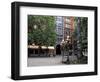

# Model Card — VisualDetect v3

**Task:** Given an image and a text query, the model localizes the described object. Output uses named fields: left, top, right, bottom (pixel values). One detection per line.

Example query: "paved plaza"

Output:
left=27, top=55, right=65, bottom=66
left=27, top=55, right=78, bottom=66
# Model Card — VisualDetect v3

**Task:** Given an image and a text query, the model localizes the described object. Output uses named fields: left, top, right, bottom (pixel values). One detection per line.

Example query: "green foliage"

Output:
left=67, top=56, right=87, bottom=64
left=73, top=17, right=88, bottom=50
left=28, top=15, right=56, bottom=46
left=80, top=17, right=88, bottom=50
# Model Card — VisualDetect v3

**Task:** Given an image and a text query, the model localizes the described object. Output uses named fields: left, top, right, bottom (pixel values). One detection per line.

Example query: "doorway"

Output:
left=56, top=44, right=61, bottom=55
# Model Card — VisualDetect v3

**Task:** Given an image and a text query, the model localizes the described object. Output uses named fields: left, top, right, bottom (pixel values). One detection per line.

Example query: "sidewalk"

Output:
left=27, top=55, right=64, bottom=66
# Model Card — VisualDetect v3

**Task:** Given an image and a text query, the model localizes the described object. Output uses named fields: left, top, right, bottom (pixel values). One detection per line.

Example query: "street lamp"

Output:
left=61, top=39, right=69, bottom=63
left=34, top=25, right=37, bottom=29
left=61, top=39, right=65, bottom=63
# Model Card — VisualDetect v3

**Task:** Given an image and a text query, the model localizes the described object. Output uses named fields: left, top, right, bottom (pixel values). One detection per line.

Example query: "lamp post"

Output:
left=61, top=39, right=65, bottom=63
left=61, top=38, right=70, bottom=64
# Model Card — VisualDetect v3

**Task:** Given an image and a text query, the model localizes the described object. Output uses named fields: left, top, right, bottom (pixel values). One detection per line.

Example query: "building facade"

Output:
left=63, top=16, right=74, bottom=42
left=55, top=16, right=74, bottom=55
left=55, top=16, right=64, bottom=45
left=55, top=16, right=74, bottom=44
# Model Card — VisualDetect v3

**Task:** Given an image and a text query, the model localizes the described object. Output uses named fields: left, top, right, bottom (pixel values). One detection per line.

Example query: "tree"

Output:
left=80, top=17, right=88, bottom=50
left=28, top=15, right=56, bottom=47
left=72, top=17, right=88, bottom=57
